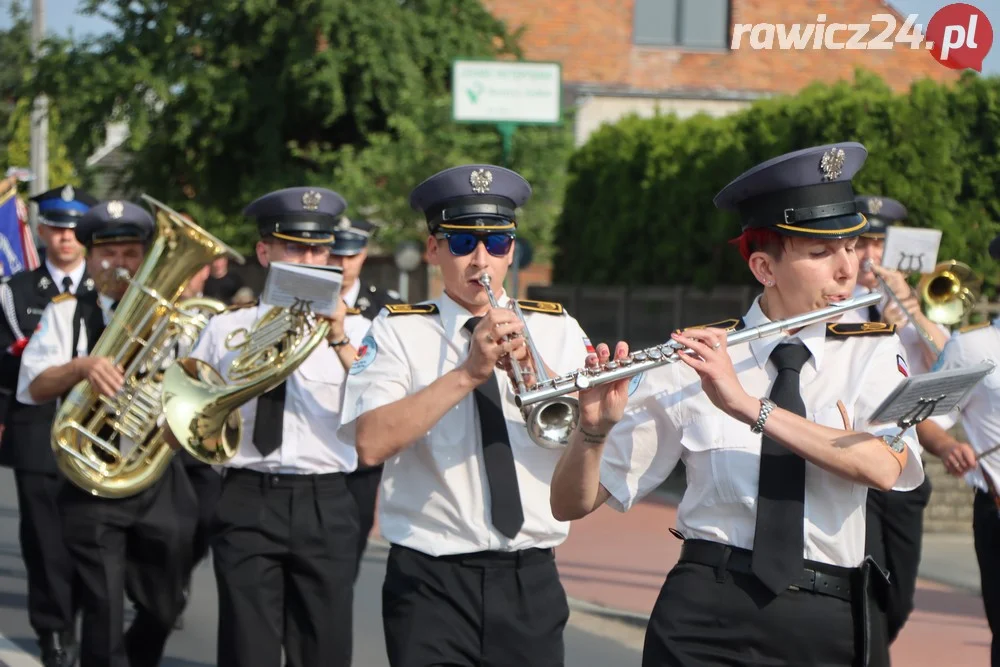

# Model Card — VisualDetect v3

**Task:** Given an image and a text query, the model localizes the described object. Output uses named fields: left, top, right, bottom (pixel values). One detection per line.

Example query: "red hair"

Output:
left=729, top=228, right=785, bottom=262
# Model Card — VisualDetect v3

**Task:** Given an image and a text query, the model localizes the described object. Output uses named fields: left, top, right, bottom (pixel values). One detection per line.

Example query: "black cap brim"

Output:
left=329, top=237, right=368, bottom=256
left=772, top=213, right=870, bottom=239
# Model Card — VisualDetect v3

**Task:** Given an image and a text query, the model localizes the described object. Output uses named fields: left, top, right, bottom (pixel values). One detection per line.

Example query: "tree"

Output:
left=32, top=0, right=574, bottom=255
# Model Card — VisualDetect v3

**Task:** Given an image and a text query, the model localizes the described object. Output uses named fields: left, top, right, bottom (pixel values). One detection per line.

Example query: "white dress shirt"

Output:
left=928, top=320, right=1000, bottom=494
left=17, top=294, right=117, bottom=405
left=342, top=280, right=361, bottom=309
left=187, top=303, right=370, bottom=475
left=45, top=258, right=86, bottom=294
left=599, top=296, right=925, bottom=569
left=337, top=290, right=592, bottom=557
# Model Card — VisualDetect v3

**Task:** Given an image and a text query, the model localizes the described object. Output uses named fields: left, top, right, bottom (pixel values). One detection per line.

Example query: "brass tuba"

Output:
left=159, top=296, right=331, bottom=463
left=51, top=195, right=244, bottom=498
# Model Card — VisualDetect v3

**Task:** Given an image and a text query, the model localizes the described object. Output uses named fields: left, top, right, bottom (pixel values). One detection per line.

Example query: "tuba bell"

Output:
left=51, top=195, right=244, bottom=498
left=918, top=259, right=982, bottom=326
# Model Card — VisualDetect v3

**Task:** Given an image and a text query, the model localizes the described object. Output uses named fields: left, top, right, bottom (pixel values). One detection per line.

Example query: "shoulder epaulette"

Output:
left=51, top=292, right=75, bottom=304
left=517, top=300, right=563, bottom=315
left=826, top=322, right=896, bottom=337
left=959, top=321, right=991, bottom=334
left=345, top=306, right=362, bottom=316
left=679, top=317, right=744, bottom=333
left=385, top=303, right=439, bottom=316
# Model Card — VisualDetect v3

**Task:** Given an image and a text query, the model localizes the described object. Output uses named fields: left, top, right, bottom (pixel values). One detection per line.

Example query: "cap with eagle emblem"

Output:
left=855, top=195, right=908, bottom=239
left=409, top=164, right=531, bottom=234
left=330, top=216, right=378, bottom=256
left=28, top=184, right=99, bottom=228
left=75, top=199, right=155, bottom=247
left=243, top=186, right=347, bottom=244
left=713, top=142, right=870, bottom=239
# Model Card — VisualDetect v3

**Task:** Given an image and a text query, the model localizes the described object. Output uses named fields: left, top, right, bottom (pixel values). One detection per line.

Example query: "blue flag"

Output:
left=0, top=189, right=27, bottom=277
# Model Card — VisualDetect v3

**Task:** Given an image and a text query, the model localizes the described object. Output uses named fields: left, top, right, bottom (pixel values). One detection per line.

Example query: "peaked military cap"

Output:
left=990, top=232, right=1000, bottom=261
left=714, top=142, right=870, bottom=239
left=855, top=195, right=907, bottom=239
left=330, top=216, right=376, bottom=256
left=76, top=200, right=155, bottom=247
left=409, top=164, right=531, bottom=234
left=29, top=184, right=98, bottom=228
left=244, top=186, right=347, bottom=245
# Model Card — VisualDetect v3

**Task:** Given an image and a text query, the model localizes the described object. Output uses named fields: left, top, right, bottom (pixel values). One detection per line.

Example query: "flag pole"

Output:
left=29, top=0, right=48, bottom=236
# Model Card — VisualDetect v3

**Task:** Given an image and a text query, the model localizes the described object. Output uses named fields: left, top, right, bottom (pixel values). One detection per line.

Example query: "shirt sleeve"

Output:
left=599, top=364, right=686, bottom=512
left=16, top=302, right=74, bottom=405
left=336, top=314, right=411, bottom=445
left=554, top=311, right=594, bottom=375
left=187, top=315, right=221, bottom=368
left=853, top=335, right=924, bottom=492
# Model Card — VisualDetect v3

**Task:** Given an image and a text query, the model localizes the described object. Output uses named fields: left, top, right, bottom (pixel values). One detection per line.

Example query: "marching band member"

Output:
left=911, top=231, right=1000, bottom=665
left=184, top=187, right=367, bottom=667
left=338, top=164, right=592, bottom=667
left=550, top=144, right=925, bottom=667
left=326, top=216, right=401, bottom=575
left=0, top=184, right=96, bottom=667
left=16, top=200, right=196, bottom=667
left=844, top=195, right=945, bottom=646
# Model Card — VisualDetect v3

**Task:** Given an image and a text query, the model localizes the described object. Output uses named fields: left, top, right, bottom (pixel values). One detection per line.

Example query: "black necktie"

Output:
left=867, top=304, right=881, bottom=322
left=464, top=317, right=524, bottom=539
left=61, top=276, right=73, bottom=294
left=254, top=381, right=285, bottom=457
left=751, top=343, right=812, bottom=596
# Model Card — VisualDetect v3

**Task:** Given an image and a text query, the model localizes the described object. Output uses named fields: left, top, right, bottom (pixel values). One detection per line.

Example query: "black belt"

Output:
left=392, top=544, right=554, bottom=569
left=678, top=539, right=855, bottom=603
left=224, top=468, right=346, bottom=488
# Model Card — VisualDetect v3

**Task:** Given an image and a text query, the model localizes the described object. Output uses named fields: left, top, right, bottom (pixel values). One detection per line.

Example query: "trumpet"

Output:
left=478, top=273, right=579, bottom=449
left=862, top=258, right=943, bottom=356
left=515, top=291, right=883, bottom=411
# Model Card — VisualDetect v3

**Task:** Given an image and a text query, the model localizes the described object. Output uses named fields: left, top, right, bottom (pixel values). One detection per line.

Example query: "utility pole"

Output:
left=29, top=0, right=48, bottom=234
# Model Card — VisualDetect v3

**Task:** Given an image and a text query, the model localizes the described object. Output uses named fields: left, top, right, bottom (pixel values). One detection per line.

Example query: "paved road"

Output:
left=0, top=468, right=643, bottom=666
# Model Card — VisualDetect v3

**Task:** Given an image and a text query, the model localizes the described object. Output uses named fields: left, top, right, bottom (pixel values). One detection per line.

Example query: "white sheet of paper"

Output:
left=881, top=226, right=942, bottom=274
left=868, top=362, right=995, bottom=425
left=261, top=262, right=343, bottom=316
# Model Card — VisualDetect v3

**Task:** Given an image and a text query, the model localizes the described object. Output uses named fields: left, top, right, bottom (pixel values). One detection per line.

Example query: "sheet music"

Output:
left=261, top=262, right=343, bottom=317
left=868, top=362, right=995, bottom=425
left=881, top=226, right=942, bottom=274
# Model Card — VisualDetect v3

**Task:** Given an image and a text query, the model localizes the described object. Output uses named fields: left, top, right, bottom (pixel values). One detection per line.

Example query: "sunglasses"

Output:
left=439, top=232, right=515, bottom=258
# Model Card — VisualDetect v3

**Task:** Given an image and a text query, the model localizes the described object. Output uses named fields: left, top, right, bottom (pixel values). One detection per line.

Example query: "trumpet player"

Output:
left=841, top=195, right=946, bottom=649
left=337, top=164, right=592, bottom=667
left=0, top=184, right=96, bottom=667
left=183, top=187, right=369, bottom=667
left=16, top=200, right=197, bottom=667
left=550, top=143, right=925, bottom=667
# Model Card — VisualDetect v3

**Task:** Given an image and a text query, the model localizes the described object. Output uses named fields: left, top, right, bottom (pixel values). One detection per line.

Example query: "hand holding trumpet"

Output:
left=461, top=308, right=528, bottom=386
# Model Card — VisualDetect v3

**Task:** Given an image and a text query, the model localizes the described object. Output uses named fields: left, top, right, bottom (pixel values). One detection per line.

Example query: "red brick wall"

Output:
left=483, top=0, right=959, bottom=94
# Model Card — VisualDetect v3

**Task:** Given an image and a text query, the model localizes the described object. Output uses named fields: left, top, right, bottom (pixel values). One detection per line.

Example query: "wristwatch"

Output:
left=751, top=397, right=777, bottom=434
left=329, top=336, right=351, bottom=347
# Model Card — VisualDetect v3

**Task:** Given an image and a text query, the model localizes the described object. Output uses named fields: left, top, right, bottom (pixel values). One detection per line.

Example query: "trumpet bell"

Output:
left=526, top=397, right=580, bottom=450
left=918, top=260, right=982, bottom=325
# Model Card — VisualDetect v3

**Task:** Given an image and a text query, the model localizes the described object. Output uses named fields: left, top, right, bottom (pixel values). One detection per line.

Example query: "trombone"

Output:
left=515, top=292, right=883, bottom=412
left=478, top=273, right=579, bottom=449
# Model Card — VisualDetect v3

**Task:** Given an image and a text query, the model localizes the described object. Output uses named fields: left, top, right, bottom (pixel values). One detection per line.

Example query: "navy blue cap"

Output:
left=330, top=217, right=376, bottom=256
left=409, top=164, right=531, bottom=234
left=76, top=200, right=155, bottom=247
left=989, top=233, right=1000, bottom=261
left=243, top=187, right=346, bottom=245
left=855, top=195, right=907, bottom=239
left=714, top=143, right=870, bottom=239
left=28, top=184, right=99, bottom=228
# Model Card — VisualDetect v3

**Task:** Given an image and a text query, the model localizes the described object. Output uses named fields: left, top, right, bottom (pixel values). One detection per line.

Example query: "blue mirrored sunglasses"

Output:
left=440, top=232, right=515, bottom=257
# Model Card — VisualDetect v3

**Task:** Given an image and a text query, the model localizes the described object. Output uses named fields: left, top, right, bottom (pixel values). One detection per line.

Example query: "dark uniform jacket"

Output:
left=354, top=280, right=403, bottom=321
left=0, top=265, right=95, bottom=473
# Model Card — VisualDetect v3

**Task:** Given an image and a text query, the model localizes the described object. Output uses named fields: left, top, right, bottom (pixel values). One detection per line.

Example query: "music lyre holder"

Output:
left=867, top=362, right=996, bottom=451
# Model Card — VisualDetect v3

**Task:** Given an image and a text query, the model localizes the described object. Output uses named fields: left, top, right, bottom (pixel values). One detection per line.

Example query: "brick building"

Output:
left=482, top=0, right=960, bottom=144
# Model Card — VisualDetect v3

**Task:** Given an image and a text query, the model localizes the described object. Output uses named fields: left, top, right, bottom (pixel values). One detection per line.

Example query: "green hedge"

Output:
left=552, top=70, right=1000, bottom=294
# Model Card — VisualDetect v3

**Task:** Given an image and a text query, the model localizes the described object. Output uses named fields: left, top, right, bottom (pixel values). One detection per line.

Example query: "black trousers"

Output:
left=58, top=459, right=197, bottom=667
left=382, top=544, right=570, bottom=667
left=865, top=475, right=933, bottom=642
left=642, top=544, right=888, bottom=667
left=14, top=471, right=81, bottom=635
left=344, top=463, right=382, bottom=573
left=973, top=490, right=1000, bottom=666
left=211, top=469, right=358, bottom=667
left=182, top=462, right=223, bottom=572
